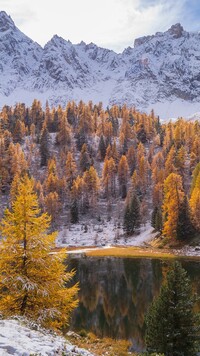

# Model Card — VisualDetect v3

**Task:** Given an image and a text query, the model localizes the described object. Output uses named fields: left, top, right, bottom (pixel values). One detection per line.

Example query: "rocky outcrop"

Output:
left=0, top=10, right=200, bottom=117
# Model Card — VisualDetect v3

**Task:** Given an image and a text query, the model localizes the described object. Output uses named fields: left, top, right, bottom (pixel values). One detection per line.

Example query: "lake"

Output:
left=68, top=256, right=200, bottom=351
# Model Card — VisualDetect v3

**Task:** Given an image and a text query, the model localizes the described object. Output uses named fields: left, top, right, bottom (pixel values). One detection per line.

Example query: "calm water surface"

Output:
left=68, top=256, right=200, bottom=348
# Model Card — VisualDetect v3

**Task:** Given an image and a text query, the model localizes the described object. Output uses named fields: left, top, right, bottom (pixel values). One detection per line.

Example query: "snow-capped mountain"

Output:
left=0, top=10, right=200, bottom=118
left=0, top=11, right=42, bottom=95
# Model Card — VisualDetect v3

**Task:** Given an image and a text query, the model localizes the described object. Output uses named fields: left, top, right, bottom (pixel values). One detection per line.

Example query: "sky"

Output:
left=0, top=0, right=200, bottom=52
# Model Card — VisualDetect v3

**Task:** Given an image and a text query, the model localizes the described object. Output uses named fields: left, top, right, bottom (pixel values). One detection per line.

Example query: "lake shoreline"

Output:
left=64, top=244, right=200, bottom=261
left=56, top=221, right=200, bottom=260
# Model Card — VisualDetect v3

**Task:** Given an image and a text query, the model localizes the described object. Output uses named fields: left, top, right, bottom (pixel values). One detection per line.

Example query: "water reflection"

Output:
left=68, top=257, right=200, bottom=347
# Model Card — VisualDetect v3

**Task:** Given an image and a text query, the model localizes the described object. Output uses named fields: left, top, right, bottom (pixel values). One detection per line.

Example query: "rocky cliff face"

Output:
left=0, top=11, right=42, bottom=95
left=123, top=23, right=200, bottom=104
left=0, top=11, right=200, bottom=118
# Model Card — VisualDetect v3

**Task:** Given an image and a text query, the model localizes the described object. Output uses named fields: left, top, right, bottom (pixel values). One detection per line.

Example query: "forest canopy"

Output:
left=0, top=100, right=200, bottom=243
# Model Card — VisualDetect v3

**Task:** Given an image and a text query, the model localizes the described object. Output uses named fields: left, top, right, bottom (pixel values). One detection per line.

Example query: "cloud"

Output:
left=0, top=0, right=199, bottom=52
left=12, top=10, right=37, bottom=26
left=0, top=0, right=37, bottom=25
left=97, top=0, right=187, bottom=51
left=136, top=0, right=174, bottom=10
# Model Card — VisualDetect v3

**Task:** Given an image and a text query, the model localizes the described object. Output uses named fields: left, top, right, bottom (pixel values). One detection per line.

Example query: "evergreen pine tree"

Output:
left=40, top=122, right=50, bottom=166
left=155, top=208, right=163, bottom=232
left=76, top=128, right=86, bottom=151
left=145, top=261, right=200, bottom=356
left=123, top=203, right=131, bottom=234
left=97, top=135, right=106, bottom=161
left=129, top=193, right=140, bottom=233
left=70, top=199, right=79, bottom=224
left=176, top=196, right=194, bottom=240
left=151, top=207, right=158, bottom=229
left=151, top=207, right=162, bottom=232
left=123, top=194, right=140, bottom=235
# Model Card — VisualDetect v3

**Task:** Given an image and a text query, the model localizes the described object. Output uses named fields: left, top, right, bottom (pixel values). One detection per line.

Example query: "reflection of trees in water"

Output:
left=68, top=257, right=200, bottom=347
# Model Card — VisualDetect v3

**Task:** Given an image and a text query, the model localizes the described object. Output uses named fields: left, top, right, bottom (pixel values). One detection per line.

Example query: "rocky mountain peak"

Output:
left=134, top=35, right=153, bottom=47
left=79, top=40, right=86, bottom=46
left=167, top=23, right=184, bottom=38
left=0, top=13, right=199, bottom=119
left=0, top=11, right=15, bottom=32
left=134, top=23, right=185, bottom=47
left=46, top=35, right=72, bottom=49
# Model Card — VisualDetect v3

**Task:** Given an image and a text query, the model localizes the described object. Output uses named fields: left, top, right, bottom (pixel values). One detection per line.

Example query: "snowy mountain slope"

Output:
left=1, top=11, right=200, bottom=118
left=0, top=11, right=42, bottom=96
left=121, top=24, right=200, bottom=104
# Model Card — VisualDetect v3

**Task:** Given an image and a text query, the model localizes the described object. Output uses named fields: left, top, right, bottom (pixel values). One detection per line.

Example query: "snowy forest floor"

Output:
left=56, top=221, right=200, bottom=259
left=56, top=221, right=157, bottom=248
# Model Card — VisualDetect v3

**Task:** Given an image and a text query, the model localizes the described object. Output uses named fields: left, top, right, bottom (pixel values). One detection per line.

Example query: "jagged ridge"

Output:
left=0, top=11, right=200, bottom=118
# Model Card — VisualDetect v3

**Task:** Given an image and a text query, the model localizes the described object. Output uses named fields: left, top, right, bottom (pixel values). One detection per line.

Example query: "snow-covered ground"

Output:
left=173, top=245, right=200, bottom=257
left=146, top=100, right=200, bottom=122
left=0, top=319, right=94, bottom=356
left=56, top=221, right=200, bottom=258
left=56, top=221, right=157, bottom=248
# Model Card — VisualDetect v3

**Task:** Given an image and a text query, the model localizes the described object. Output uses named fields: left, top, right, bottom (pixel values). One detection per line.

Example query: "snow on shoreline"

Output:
left=0, top=319, right=94, bottom=356
left=56, top=221, right=157, bottom=249
left=56, top=221, right=200, bottom=258
left=173, top=245, right=200, bottom=257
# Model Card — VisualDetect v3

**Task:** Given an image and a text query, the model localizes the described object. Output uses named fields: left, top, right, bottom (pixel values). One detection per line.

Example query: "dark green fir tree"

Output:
left=176, top=196, right=194, bottom=240
left=98, top=135, right=106, bottom=161
left=151, top=206, right=158, bottom=229
left=40, top=122, right=50, bottom=166
left=145, top=261, right=200, bottom=356
left=151, top=206, right=162, bottom=232
left=70, top=199, right=79, bottom=224
left=123, top=194, right=140, bottom=235
left=76, top=128, right=86, bottom=151
left=123, top=203, right=131, bottom=234
left=155, top=208, right=163, bottom=232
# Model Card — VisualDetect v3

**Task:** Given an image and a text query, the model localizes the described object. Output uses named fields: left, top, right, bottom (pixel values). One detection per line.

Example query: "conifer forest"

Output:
left=0, top=100, right=200, bottom=243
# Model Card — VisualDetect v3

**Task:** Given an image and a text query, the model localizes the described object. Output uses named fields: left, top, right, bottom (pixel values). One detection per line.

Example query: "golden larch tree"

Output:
left=118, top=155, right=129, bottom=198
left=0, top=176, right=78, bottom=329
left=164, top=145, right=177, bottom=177
left=190, top=170, right=200, bottom=231
left=162, top=173, right=184, bottom=239
left=102, top=157, right=116, bottom=198
left=65, top=151, right=77, bottom=190
left=83, top=166, right=100, bottom=209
